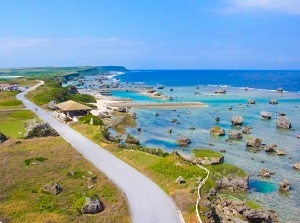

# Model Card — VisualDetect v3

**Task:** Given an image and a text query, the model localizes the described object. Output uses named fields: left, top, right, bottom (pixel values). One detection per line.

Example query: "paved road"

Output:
left=16, top=82, right=182, bottom=223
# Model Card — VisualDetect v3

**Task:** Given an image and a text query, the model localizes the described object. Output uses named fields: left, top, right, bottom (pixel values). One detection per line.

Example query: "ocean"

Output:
left=113, top=70, right=300, bottom=222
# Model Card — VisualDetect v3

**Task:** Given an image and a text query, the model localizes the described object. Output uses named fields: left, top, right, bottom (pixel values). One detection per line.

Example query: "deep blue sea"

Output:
left=120, top=70, right=300, bottom=92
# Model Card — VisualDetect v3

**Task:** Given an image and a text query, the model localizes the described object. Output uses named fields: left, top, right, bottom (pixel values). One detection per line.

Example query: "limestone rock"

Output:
left=293, top=162, right=300, bottom=170
left=276, top=116, right=292, bottom=129
left=118, top=107, right=127, bottom=113
left=210, top=126, right=225, bottom=136
left=279, top=179, right=291, bottom=191
left=259, top=169, right=273, bottom=177
left=176, top=136, right=191, bottom=146
left=216, top=177, right=249, bottom=191
left=245, top=137, right=262, bottom=147
left=276, top=149, right=286, bottom=156
left=131, top=112, right=137, bottom=119
left=228, top=131, right=243, bottom=140
left=215, top=89, right=226, bottom=94
left=242, top=126, right=251, bottom=134
left=175, top=176, right=185, bottom=184
left=48, top=100, right=56, bottom=110
left=231, top=116, right=243, bottom=126
left=247, top=99, right=256, bottom=104
left=215, top=116, right=220, bottom=122
left=125, top=134, right=140, bottom=145
left=244, top=210, right=272, bottom=222
left=264, top=144, right=277, bottom=152
left=44, top=182, right=63, bottom=195
left=166, top=128, right=172, bottom=133
left=24, top=120, right=58, bottom=138
left=0, top=131, right=8, bottom=143
left=269, top=99, right=278, bottom=105
left=81, top=196, right=104, bottom=214
left=260, top=111, right=272, bottom=119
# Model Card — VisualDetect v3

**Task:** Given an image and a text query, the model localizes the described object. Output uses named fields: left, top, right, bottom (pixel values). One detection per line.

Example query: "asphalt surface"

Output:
left=16, top=82, right=182, bottom=223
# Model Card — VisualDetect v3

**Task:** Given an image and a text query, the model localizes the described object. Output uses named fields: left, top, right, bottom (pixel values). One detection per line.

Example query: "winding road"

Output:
left=17, top=82, right=182, bottom=223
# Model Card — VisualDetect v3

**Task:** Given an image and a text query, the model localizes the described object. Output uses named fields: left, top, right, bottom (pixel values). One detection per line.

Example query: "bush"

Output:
left=79, top=114, right=103, bottom=126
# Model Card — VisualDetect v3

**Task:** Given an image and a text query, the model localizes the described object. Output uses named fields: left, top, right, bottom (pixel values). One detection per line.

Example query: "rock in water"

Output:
left=177, top=136, right=191, bottom=146
left=81, top=196, right=104, bottom=214
left=269, top=99, right=278, bottom=105
left=210, top=126, right=225, bottom=136
left=228, top=131, right=243, bottom=140
left=279, top=180, right=291, bottom=191
left=0, top=131, right=8, bottom=143
left=247, top=99, right=256, bottom=104
left=231, top=115, right=243, bottom=126
left=264, top=144, right=277, bottom=152
left=242, top=126, right=251, bottom=134
left=276, top=116, right=292, bottom=129
left=293, top=162, right=300, bottom=170
left=260, top=111, right=272, bottom=119
left=125, top=134, right=140, bottom=145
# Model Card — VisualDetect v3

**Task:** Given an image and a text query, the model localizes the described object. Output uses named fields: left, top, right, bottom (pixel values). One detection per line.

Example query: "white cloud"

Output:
left=224, top=0, right=300, bottom=14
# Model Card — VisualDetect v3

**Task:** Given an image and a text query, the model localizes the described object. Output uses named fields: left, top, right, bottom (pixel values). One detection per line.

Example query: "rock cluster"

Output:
left=24, top=120, right=58, bottom=138
left=216, top=177, right=249, bottom=191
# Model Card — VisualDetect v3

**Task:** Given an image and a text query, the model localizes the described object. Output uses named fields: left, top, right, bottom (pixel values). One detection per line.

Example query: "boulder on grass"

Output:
left=44, top=182, right=63, bottom=195
left=81, top=196, right=104, bottom=214
left=24, top=120, right=58, bottom=138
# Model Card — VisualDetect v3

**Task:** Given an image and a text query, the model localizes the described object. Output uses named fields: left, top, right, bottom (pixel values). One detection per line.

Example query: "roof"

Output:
left=55, top=100, right=92, bottom=111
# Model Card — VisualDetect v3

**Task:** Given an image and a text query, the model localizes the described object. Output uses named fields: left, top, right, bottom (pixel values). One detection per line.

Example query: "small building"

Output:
left=55, top=100, right=92, bottom=117
left=0, top=84, right=11, bottom=91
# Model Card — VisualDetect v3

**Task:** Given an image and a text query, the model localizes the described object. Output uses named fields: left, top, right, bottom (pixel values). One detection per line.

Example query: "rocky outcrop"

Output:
left=210, top=126, right=225, bottom=136
left=293, top=162, right=300, bottom=170
left=81, top=196, right=104, bottom=214
left=276, top=116, right=292, bottom=129
left=211, top=197, right=278, bottom=223
left=231, top=116, right=243, bottom=126
left=118, top=107, right=127, bottom=113
left=279, top=180, right=291, bottom=191
left=44, top=182, right=63, bottom=195
left=269, top=99, right=278, bottom=105
left=276, top=149, right=286, bottom=156
left=228, top=131, right=243, bottom=140
left=67, top=85, right=79, bottom=94
left=260, top=111, right=272, bottom=119
left=176, top=136, right=191, bottom=146
left=190, top=156, right=224, bottom=165
left=48, top=100, right=57, bottom=110
left=131, top=112, right=137, bottom=119
left=24, top=120, right=58, bottom=138
left=125, top=134, right=140, bottom=145
left=277, top=88, right=283, bottom=93
left=246, top=137, right=262, bottom=147
left=216, top=177, right=249, bottom=191
left=166, top=128, right=172, bottom=133
left=0, top=131, right=8, bottom=143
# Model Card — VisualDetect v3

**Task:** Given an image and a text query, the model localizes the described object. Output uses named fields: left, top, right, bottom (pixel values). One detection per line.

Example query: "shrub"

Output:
left=79, top=114, right=103, bottom=126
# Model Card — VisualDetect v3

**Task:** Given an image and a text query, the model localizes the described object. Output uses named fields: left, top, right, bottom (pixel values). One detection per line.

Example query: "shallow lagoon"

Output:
left=112, top=85, right=300, bottom=222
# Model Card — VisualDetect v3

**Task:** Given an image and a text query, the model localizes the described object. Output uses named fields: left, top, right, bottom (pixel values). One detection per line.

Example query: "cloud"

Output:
left=223, top=0, right=300, bottom=14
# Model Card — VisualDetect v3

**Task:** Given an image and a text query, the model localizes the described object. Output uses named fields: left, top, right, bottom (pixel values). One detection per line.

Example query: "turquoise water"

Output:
left=249, top=179, right=277, bottom=193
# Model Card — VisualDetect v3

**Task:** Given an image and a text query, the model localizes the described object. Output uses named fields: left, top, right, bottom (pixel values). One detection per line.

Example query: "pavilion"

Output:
left=55, top=100, right=92, bottom=117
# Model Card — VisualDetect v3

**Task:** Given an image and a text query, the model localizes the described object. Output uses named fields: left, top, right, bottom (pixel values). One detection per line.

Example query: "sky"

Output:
left=0, top=0, right=300, bottom=69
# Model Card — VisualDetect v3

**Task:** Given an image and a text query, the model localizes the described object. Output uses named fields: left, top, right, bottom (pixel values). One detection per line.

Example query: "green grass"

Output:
left=8, top=110, right=36, bottom=119
left=207, top=163, right=248, bottom=178
left=0, top=100, right=22, bottom=106
left=0, top=121, right=27, bottom=138
left=245, top=200, right=261, bottom=210
left=192, top=149, right=223, bottom=158
left=0, top=137, right=130, bottom=223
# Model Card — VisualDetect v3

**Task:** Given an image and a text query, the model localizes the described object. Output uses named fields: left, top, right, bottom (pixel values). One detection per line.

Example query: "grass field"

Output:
left=0, top=137, right=130, bottom=223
